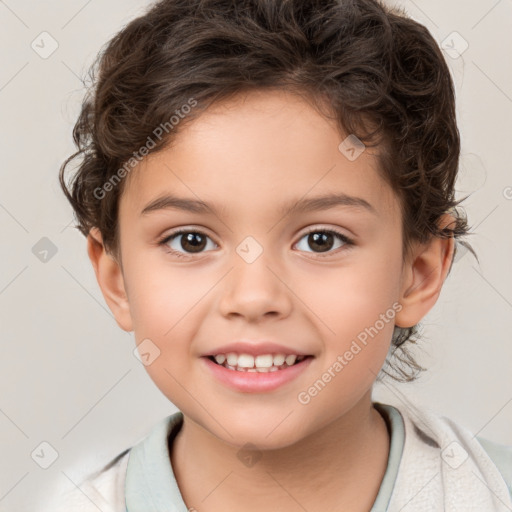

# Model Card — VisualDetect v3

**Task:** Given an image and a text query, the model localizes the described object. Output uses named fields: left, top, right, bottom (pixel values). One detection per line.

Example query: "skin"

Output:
left=88, top=89, right=454, bottom=511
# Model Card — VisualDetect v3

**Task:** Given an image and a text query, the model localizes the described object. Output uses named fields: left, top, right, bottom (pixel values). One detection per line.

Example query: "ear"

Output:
left=87, top=227, right=133, bottom=332
left=394, top=213, right=455, bottom=328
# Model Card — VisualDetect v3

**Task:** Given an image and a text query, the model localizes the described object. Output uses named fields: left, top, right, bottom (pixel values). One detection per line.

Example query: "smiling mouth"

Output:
left=207, top=353, right=313, bottom=372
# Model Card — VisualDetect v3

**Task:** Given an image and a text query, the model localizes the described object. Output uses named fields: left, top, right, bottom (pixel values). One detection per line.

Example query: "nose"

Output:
left=217, top=251, right=293, bottom=323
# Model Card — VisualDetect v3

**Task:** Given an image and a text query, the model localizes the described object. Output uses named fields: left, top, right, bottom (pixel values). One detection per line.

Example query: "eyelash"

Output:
left=157, top=227, right=355, bottom=259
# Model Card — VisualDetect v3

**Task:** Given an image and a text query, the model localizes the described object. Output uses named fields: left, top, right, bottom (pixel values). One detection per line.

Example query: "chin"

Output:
left=212, top=419, right=308, bottom=451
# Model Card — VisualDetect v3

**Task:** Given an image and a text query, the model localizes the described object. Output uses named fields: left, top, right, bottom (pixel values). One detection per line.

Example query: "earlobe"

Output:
left=87, top=228, right=133, bottom=332
left=394, top=213, right=455, bottom=329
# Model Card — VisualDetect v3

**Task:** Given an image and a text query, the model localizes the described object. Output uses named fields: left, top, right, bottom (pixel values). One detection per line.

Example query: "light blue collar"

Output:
left=125, top=411, right=187, bottom=512
left=125, top=403, right=405, bottom=511
left=370, top=402, right=405, bottom=511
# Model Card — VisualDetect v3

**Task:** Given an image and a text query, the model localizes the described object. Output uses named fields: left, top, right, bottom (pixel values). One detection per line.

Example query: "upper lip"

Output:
left=203, top=341, right=312, bottom=357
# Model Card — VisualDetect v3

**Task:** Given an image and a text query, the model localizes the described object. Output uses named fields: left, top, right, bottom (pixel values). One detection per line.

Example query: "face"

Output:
left=116, top=89, right=407, bottom=449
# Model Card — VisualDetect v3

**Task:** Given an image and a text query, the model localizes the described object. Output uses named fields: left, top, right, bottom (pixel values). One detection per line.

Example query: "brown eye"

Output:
left=160, top=229, right=217, bottom=256
left=295, top=228, right=353, bottom=256
left=307, top=232, right=335, bottom=253
left=178, top=232, right=207, bottom=253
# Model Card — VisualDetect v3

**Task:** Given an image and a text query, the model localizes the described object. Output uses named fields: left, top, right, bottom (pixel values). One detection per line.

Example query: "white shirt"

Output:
left=41, top=399, right=512, bottom=511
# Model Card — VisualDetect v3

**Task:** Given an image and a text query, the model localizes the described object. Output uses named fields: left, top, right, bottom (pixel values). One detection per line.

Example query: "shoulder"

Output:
left=41, top=412, right=183, bottom=512
left=476, top=436, right=512, bottom=496
left=408, top=402, right=512, bottom=498
left=46, top=449, right=131, bottom=512
left=379, top=398, right=512, bottom=508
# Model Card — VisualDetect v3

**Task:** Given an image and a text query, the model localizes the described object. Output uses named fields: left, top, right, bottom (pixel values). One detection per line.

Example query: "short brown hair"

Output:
left=60, top=0, right=477, bottom=382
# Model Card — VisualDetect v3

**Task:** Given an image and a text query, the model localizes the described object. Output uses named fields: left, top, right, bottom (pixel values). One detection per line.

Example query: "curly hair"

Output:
left=60, top=0, right=478, bottom=382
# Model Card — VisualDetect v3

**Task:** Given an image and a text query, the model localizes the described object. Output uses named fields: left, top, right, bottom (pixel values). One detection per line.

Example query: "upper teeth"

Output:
left=214, top=353, right=303, bottom=369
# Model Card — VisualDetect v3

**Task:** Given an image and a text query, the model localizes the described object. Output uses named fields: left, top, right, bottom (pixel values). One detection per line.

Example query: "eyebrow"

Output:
left=140, top=192, right=377, bottom=217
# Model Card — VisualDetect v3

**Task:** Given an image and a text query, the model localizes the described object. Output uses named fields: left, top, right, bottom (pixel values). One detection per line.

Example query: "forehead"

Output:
left=121, top=89, right=399, bottom=222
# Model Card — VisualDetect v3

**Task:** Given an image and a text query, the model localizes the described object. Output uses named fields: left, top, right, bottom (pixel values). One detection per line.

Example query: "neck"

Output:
left=170, top=392, right=390, bottom=512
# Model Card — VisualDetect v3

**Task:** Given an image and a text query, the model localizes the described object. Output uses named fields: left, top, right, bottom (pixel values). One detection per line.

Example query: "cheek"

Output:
left=123, top=253, right=213, bottom=371
left=299, top=242, right=402, bottom=378
left=124, top=252, right=198, bottom=332
left=304, top=257, right=401, bottom=336
left=123, top=258, right=203, bottom=399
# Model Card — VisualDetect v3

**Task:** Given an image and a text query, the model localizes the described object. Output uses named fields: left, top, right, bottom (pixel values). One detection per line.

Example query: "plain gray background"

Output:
left=0, top=1, right=511, bottom=510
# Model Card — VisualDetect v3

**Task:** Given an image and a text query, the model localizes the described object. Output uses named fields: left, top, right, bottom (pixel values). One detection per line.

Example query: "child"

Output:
left=50, top=0, right=512, bottom=510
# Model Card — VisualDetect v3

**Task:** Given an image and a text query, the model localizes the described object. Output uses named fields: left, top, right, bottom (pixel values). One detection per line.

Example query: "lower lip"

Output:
left=202, top=356, right=314, bottom=393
